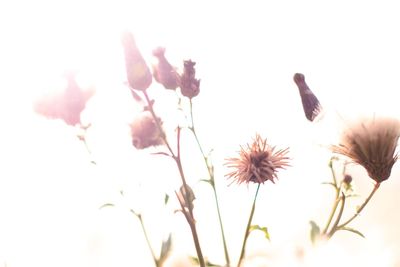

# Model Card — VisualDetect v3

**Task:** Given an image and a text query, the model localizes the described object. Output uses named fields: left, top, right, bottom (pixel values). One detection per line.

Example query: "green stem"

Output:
left=322, top=161, right=341, bottom=235
left=237, top=184, right=261, bottom=267
left=327, top=193, right=346, bottom=238
left=137, top=214, right=160, bottom=267
left=337, top=182, right=381, bottom=229
left=142, top=91, right=205, bottom=267
left=189, top=99, right=231, bottom=266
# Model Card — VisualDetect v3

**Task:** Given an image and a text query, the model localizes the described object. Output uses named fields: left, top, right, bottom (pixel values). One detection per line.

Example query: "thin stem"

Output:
left=137, top=214, right=160, bottom=267
left=142, top=91, right=205, bottom=267
left=322, top=161, right=341, bottom=235
left=327, top=193, right=346, bottom=238
left=189, top=99, right=231, bottom=266
left=337, top=182, right=381, bottom=229
left=237, top=184, right=261, bottom=267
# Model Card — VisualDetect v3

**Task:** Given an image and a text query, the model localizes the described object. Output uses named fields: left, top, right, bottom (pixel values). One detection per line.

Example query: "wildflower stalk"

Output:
left=237, top=184, right=261, bottom=267
left=142, top=91, right=205, bottom=267
left=322, top=159, right=341, bottom=235
left=336, top=182, right=381, bottom=229
left=189, top=99, right=231, bottom=266
left=136, top=213, right=160, bottom=267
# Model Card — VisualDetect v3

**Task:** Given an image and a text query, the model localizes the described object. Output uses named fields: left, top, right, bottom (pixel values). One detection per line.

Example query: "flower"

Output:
left=33, top=71, right=94, bottom=126
left=152, top=47, right=179, bottom=90
left=130, top=111, right=164, bottom=149
left=293, top=73, right=323, bottom=122
left=121, top=32, right=152, bottom=91
left=225, top=134, right=290, bottom=184
left=331, top=117, right=400, bottom=183
left=179, top=60, right=200, bottom=98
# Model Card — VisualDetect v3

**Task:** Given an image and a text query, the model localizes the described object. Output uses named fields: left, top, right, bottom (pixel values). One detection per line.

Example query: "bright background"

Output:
left=1, top=0, right=400, bottom=266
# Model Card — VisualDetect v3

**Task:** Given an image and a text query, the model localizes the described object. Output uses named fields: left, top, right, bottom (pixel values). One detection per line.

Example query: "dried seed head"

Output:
left=152, top=47, right=179, bottom=90
left=130, top=111, right=164, bottom=149
left=331, top=117, right=400, bottom=183
left=121, top=32, right=152, bottom=91
left=179, top=60, right=200, bottom=98
left=225, top=134, right=290, bottom=185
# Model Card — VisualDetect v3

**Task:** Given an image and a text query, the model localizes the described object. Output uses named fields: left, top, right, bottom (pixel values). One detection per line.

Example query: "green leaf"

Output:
left=249, top=225, right=270, bottom=241
left=99, top=203, right=115, bottom=209
left=309, top=220, right=321, bottom=244
left=200, top=178, right=214, bottom=186
left=159, top=234, right=172, bottom=263
left=339, top=227, right=365, bottom=238
left=189, top=256, right=222, bottom=267
left=321, top=182, right=337, bottom=189
left=164, top=194, right=170, bottom=205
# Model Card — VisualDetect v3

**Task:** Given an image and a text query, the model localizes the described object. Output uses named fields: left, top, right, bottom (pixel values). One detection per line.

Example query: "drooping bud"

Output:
left=179, top=60, right=200, bottom=98
left=152, top=47, right=179, bottom=90
left=34, top=71, right=94, bottom=126
left=130, top=111, right=164, bottom=149
left=293, top=73, right=322, bottom=122
left=121, top=32, right=152, bottom=91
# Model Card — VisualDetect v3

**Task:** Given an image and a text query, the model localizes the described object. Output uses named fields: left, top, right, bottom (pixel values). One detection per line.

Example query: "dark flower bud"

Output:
left=343, top=174, right=352, bottom=185
left=293, top=73, right=322, bottom=122
left=121, top=32, right=152, bottom=91
left=130, top=111, right=164, bottom=149
left=34, top=71, right=94, bottom=126
left=152, top=47, right=179, bottom=90
left=179, top=60, right=200, bottom=98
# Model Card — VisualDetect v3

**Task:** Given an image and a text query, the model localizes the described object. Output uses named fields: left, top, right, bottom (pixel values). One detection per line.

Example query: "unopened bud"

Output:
left=121, top=32, right=152, bottom=91
left=179, top=60, right=200, bottom=98
left=152, top=47, right=179, bottom=90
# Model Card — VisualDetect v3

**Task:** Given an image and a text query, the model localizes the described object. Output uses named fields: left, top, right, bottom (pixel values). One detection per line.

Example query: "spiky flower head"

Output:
left=331, top=117, right=400, bottom=183
left=225, top=134, right=290, bottom=185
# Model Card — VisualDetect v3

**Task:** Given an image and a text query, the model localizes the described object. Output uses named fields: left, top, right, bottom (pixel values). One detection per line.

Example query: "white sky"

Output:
left=1, top=0, right=400, bottom=266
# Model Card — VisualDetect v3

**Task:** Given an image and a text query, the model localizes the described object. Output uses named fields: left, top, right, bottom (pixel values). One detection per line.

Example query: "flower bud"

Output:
left=130, top=111, right=164, bottom=149
left=121, top=32, right=152, bottom=91
left=152, top=47, right=179, bottom=90
left=179, top=60, right=200, bottom=98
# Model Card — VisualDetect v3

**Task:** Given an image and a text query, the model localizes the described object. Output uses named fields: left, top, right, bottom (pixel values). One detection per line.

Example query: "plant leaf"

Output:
left=309, top=220, right=321, bottom=244
left=339, top=227, right=365, bottom=238
left=99, top=203, right=115, bottom=209
left=249, top=225, right=270, bottom=241
left=159, top=234, right=172, bottom=263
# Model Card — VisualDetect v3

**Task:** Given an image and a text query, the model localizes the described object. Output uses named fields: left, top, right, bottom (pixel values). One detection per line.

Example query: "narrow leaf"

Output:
left=249, top=225, right=270, bottom=241
left=309, top=220, right=321, bottom=244
left=99, top=203, right=115, bottom=209
left=339, top=227, right=365, bottom=238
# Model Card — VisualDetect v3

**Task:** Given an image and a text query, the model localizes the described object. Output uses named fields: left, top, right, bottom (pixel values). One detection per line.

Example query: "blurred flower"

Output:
left=293, top=73, right=323, bottom=122
left=331, top=117, right=400, bottom=183
left=179, top=60, right=200, bottom=98
left=225, top=134, right=290, bottom=184
left=121, top=32, right=152, bottom=91
left=33, top=71, right=94, bottom=126
left=130, top=111, right=164, bottom=149
left=152, top=47, right=179, bottom=90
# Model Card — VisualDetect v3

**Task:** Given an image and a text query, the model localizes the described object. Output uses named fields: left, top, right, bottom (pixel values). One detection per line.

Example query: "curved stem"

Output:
left=327, top=193, right=346, bottom=238
left=189, top=99, right=231, bottom=266
left=322, top=161, right=340, bottom=235
left=337, top=182, right=381, bottom=229
left=137, top=214, right=160, bottom=267
left=142, top=91, right=205, bottom=267
left=237, top=184, right=261, bottom=267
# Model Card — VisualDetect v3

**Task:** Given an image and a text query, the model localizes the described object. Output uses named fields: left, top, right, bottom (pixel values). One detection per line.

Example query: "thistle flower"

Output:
left=130, top=111, right=164, bottom=149
left=179, top=60, right=200, bottom=98
left=34, top=71, right=94, bottom=126
left=225, top=134, right=290, bottom=184
left=121, top=32, right=152, bottom=91
left=152, top=47, right=179, bottom=90
left=293, top=73, right=323, bottom=122
left=331, top=117, right=400, bottom=183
